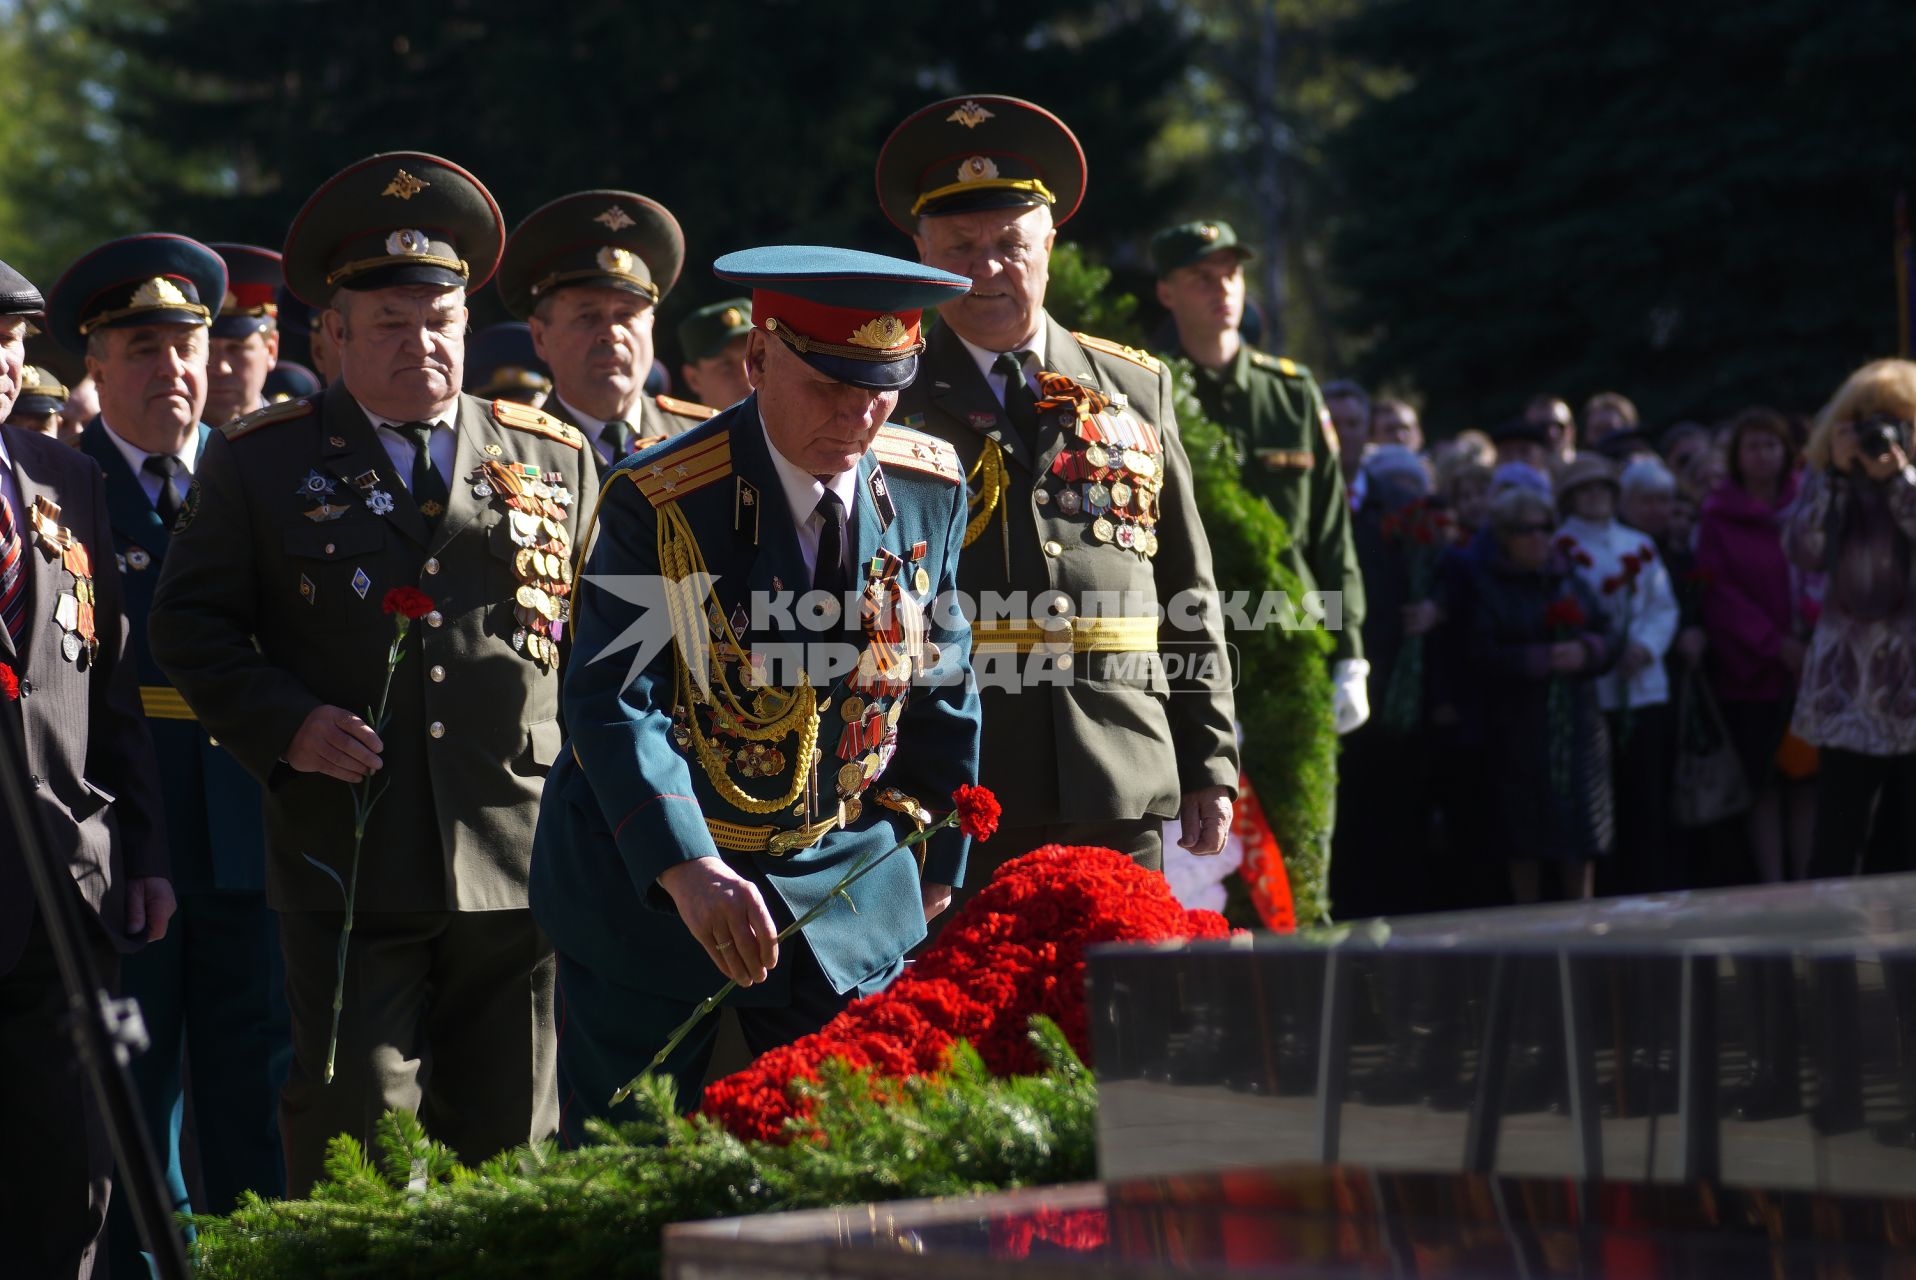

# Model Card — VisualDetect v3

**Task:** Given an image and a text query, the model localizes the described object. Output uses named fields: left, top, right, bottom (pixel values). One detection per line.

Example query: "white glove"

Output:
left=1331, top=658, right=1371, bottom=735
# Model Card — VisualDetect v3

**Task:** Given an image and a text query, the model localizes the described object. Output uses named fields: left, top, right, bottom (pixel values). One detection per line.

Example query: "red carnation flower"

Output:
left=1601, top=574, right=1623, bottom=594
left=1544, top=597, right=1588, bottom=630
left=381, top=587, right=435, bottom=619
left=0, top=663, right=16, bottom=702
left=1572, top=550, right=1594, bottom=568
left=1411, top=525, right=1435, bottom=546
left=1554, top=535, right=1576, bottom=554
left=952, top=784, right=1001, bottom=842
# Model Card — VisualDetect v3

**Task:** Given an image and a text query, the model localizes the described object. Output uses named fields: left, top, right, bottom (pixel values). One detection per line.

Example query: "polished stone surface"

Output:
left=1090, top=875, right=1916, bottom=1193
left=663, top=1164, right=1916, bottom=1278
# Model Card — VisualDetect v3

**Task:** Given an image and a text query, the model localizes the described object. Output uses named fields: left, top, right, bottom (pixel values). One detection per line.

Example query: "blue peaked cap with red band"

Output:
left=712, top=245, right=969, bottom=391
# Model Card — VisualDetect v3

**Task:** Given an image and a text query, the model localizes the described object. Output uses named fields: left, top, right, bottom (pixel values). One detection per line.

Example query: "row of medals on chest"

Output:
left=292, top=453, right=575, bottom=667
left=1037, top=431, right=1164, bottom=558
left=28, top=497, right=100, bottom=667
left=673, top=547, right=935, bottom=811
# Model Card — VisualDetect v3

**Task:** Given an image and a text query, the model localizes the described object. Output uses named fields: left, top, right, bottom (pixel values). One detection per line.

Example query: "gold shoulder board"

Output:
left=655, top=393, right=718, bottom=421
left=222, top=397, right=316, bottom=440
left=1073, top=331, right=1165, bottom=376
left=873, top=424, right=961, bottom=484
left=492, top=398, right=585, bottom=450
left=629, top=432, right=732, bottom=507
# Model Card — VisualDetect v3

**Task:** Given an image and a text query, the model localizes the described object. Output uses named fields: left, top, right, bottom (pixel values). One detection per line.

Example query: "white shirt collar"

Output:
left=101, top=417, right=200, bottom=477
left=953, top=325, right=1048, bottom=391
left=759, top=411, right=860, bottom=529
left=0, top=429, right=12, bottom=472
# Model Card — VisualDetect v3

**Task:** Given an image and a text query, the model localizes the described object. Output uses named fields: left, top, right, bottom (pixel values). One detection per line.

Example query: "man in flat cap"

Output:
left=203, top=242, right=284, bottom=426
left=877, top=95, right=1238, bottom=911
left=498, top=190, right=714, bottom=467
left=7, top=364, right=69, bottom=435
left=532, top=245, right=981, bottom=1136
left=151, top=152, right=596, bottom=1192
left=46, top=234, right=284, bottom=1268
left=0, top=254, right=172, bottom=1278
left=677, top=297, right=754, bottom=411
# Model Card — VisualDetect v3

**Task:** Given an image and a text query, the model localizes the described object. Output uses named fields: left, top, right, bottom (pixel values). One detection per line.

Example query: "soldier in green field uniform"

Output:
left=497, top=190, right=714, bottom=467
left=150, top=152, right=597, bottom=1193
left=1150, top=219, right=1370, bottom=733
left=878, top=95, right=1239, bottom=909
left=676, top=296, right=755, bottom=411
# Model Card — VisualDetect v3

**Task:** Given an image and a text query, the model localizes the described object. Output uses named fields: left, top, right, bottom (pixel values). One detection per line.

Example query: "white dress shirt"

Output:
left=760, top=413, right=860, bottom=585
left=101, top=419, right=200, bottom=509
left=364, top=409, right=458, bottom=491
left=557, top=395, right=622, bottom=467
left=953, top=327, right=1047, bottom=408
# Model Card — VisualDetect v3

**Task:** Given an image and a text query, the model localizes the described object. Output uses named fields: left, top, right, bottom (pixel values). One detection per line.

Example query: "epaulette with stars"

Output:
left=221, top=396, right=316, bottom=440
left=491, top=397, right=584, bottom=450
left=654, top=393, right=717, bottom=422
left=629, top=431, right=732, bottom=507
left=1073, top=331, right=1165, bottom=377
left=872, top=423, right=961, bottom=484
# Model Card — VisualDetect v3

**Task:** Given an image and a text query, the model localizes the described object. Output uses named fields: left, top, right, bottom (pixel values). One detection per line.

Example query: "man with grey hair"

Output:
left=152, top=152, right=597, bottom=1193
left=877, top=95, right=1238, bottom=908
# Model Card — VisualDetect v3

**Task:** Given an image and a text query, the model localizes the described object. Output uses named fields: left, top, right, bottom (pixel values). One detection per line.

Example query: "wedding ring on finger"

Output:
left=714, top=939, right=735, bottom=951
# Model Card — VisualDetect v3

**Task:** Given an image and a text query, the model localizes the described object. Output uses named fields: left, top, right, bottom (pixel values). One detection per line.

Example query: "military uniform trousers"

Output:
left=106, top=888, right=289, bottom=1275
left=554, top=930, right=848, bottom=1147
left=0, top=907, right=116, bottom=1280
left=276, top=907, right=556, bottom=1195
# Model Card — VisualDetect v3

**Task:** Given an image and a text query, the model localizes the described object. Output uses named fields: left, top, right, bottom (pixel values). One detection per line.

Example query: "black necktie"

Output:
left=994, top=349, right=1038, bottom=436
left=144, top=453, right=185, bottom=525
left=814, top=491, right=847, bottom=600
left=601, top=420, right=633, bottom=460
left=399, top=421, right=449, bottom=524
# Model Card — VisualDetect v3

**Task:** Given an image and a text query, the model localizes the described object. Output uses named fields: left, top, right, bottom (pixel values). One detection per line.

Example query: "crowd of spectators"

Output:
left=1325, top=361, right=1916, bottom=916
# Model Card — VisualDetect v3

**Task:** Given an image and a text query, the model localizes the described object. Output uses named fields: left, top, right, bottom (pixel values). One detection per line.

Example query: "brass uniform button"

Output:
left=424, top=557, right=441, bottom=575
left=426, top=610, right=443, bottom=628
left=430, top=664, right=446, bottom=682
left=1043, top=539, right=1062, bottom=557
left=429, top=720, right=446, bottom=738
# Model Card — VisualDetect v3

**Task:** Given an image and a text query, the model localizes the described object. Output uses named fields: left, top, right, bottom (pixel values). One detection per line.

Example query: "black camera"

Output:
left=1855, top=411, right=1908, bottom=461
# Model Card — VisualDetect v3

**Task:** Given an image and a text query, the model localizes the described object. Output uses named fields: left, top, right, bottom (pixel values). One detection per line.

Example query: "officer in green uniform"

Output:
left=1150, top=219, right=1371, bottom=733
left=464, top=321, right=552, bottom=404
left=676, top=296, right=754, bottom=410
left=45, top=234, right=287, bottom=1271
left=497, top=190, right=714, bottom=466
left=5, top=364, right=68, bottom=434
left=531, top=246, right=981, bottom=1135
left=150, top=152, right=598, bottom=1193
left=877, top=95, right=1238, bottom=904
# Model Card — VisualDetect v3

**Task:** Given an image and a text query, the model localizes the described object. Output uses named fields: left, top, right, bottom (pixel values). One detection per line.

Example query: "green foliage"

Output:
left=189, top=1020, right=1095, bottom=1280
left=1332, top=0, right=1916, bottom=432
left=1046, top=243, right=1339, bottom=925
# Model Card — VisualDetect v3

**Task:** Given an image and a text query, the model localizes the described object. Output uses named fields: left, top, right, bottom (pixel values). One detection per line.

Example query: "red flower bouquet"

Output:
left=701, top=845, right=1235, bottom=1142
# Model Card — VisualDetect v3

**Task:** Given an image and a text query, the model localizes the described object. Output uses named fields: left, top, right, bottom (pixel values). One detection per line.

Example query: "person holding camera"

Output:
left=1785, top=359, right=1916, bottom=878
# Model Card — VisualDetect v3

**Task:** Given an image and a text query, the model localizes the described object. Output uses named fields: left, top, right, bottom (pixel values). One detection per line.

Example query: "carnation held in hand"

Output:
left=701, top=844, right=1237, bottom=1143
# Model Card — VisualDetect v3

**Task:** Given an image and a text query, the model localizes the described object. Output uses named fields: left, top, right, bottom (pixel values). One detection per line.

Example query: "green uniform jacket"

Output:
left=1186, top=345, right=1365, bottom=664
left=148, top=383, right=600, bottom=913
left=546, top=392, right=714, bottom=469
left=894, top=316, right=1239, bottom=825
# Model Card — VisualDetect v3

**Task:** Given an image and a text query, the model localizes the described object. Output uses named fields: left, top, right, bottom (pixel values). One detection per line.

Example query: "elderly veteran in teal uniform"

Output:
left=532, top=246, right=981, bottom=1137
left=151, top=152, right=596, bottom=1192
left=677, top=296, right=754, bottom=410
left=499, top=190, right=715, bottom=467
left=48, top=236, right=285, bottom=1270
left=203, top=242, right=284, bottom=427
left=877, top=95, right=1238, bottom=904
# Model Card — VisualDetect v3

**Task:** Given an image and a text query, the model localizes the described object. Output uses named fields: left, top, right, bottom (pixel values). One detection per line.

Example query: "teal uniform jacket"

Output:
left=80, top=418, right=265, bottom=892
left=530, top=397, right=981, bottom=1004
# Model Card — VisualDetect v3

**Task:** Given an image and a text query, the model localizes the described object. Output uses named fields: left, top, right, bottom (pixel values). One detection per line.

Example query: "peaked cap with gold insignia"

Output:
left=207, top=242, right=284, bottom=339
left=46, top=233, right=227, bottom=355
left=496, top=189, right=684, bottom=321
left=281, top=151, right=504, bottom=306
left=876, top=94, right=1086, bottom=233
left=711, top=245, right=970, bottom=391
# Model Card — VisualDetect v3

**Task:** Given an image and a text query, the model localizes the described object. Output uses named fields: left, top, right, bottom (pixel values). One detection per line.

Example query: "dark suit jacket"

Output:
left=0, top=425, right=168, bottom=973
left=80, top=419, right=266, bottom=894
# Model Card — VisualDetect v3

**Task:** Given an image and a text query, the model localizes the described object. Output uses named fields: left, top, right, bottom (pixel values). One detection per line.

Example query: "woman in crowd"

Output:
left=1555, top=456, right=1680, bottom=892
left=1696, top=406, right=1815, bottom=883
left=1786, top=360, right=1916, bottom=877
left=1464, top=486, right=1615, bottom=902
left=1437, top=456, right=1494, bottom=539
